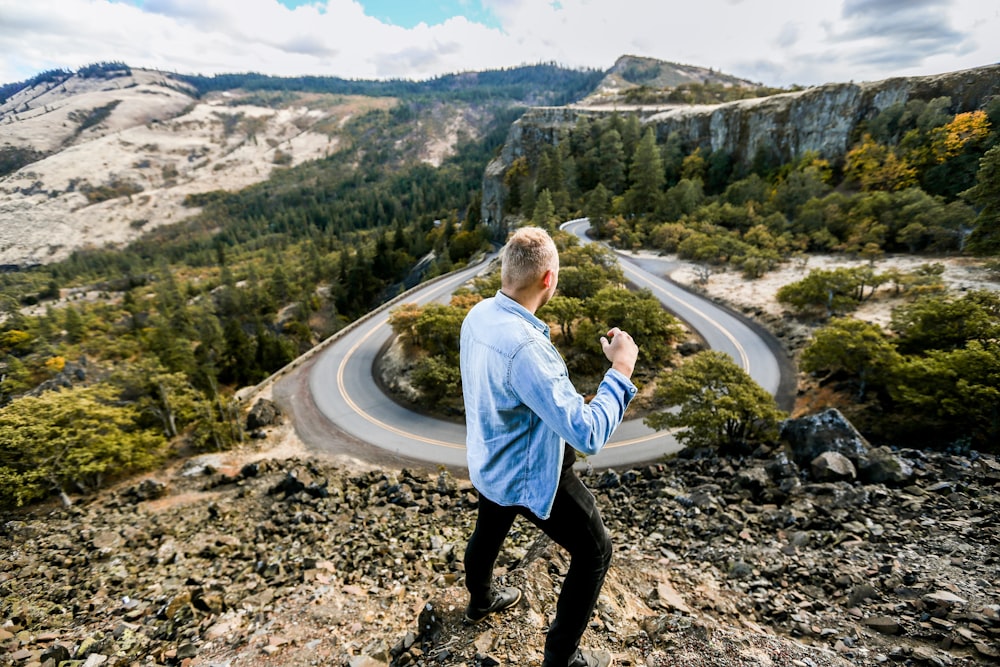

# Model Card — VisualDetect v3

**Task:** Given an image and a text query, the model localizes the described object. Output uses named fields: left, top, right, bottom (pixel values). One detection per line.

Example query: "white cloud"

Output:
left=0, top=0, right=996, bottom=87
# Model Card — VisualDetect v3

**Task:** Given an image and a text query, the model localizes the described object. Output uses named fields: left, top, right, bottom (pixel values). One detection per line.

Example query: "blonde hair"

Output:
left=501, top=227, right=558, bottom=290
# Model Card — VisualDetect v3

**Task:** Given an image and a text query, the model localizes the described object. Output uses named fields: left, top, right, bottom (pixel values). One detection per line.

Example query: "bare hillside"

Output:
left=0, top=68, right=472, bottom=267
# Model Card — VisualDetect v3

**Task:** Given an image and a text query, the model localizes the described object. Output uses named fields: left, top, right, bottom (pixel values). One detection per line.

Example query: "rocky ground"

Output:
left=2, top=406, right=999, bottom=667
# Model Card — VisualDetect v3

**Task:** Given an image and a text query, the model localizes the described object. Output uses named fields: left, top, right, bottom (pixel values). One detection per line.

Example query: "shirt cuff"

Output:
left=605, top=368, right=638, bottom=403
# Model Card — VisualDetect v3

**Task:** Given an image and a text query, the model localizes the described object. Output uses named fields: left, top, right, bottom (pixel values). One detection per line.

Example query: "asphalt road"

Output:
left=274, top=221, right=795, bottom=470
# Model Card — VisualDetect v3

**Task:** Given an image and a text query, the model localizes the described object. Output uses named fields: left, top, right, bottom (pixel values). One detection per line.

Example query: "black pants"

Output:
left=464, top=469, right=613, bottom=667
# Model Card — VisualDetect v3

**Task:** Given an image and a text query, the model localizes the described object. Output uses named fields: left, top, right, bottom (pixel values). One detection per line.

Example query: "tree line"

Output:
left=511, top=96, right=1000, bottom=262
left=496, top=94, right=1000, bottom=453
left=178, top=63, right=604, bottom=107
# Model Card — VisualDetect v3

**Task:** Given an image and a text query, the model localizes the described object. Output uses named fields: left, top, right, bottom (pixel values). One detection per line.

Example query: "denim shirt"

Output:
left=460, top=291, right=637, bottom=519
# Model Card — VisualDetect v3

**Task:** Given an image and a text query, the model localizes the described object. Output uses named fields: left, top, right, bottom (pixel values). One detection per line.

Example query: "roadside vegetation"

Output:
left=491, top=95, right=1000, bottom=451
left=387, top=234, right=684, bottom=415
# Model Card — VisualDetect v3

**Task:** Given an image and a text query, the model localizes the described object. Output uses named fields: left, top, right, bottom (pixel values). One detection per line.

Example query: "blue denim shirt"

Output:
left=460, top=291, right=637, bottom=519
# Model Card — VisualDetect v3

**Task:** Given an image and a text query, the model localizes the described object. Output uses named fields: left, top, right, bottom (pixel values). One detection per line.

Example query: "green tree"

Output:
left=660, top=178, right=705, bottom=221
left=776, top=267, right=883, bottom=318
left=537, top=144, right=569, bottom=214
left=389, top=302, right=468, bottom=364
left=680, top=148, right=706, bottom=181
left=585, top=286, right=681, bottom=368
left=645, top=351, right=785, bottom=452
left=584, top=184, right=612, bottom=237
left=723, top=173, right=768, bottom=207
left=964, top=144, right=1000, bottom=253
left=539, top=295, right=584, bottom=344
left=63, top=305, right=85, bottom=344
left=596, top=128, right=626, bottom=194
left=0, top=329, right=32, bottom=355
left=0, top=384, right=167, bottom=507
left=890, top=290, right=1000, bottom=354
left=800, top=317, right=902, bottom=399
left=111, top=360, right=205, bottom=438
left=410, top=356, right=463, bottom=407
left=533, top=188, right=557, bottom=230
left=624, top=128, right=665, bottom=215
left=772, top=161, right=832, bottom=218
left=555, top=243, right=623, bottom=299
left=503, top=156, right=531, bottom=214
left=888, top=342, right=1000, bottom=449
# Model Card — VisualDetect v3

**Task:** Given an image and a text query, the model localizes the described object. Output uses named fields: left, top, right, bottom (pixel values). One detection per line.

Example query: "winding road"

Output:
left=272, top=220, right=794, bottom=470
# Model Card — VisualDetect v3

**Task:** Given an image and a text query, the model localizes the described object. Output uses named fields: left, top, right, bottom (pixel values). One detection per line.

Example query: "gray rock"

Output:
left=247, top=398, right=282, bottom=430
left=863, top=616, right=902, bottom=635
left=348, top=657, right=388, bottom=667
left=122, top=479, right=168, bottom=503
left=765, top=452, right=800, bottom=481
left=82, top=654, right=108, bottom=667
left=858, top=447, right=914, bottom=485
left=848, top=584, right=879, bottom=607
left=435, top=471, right=457, bottom=495
left=677, top=341, right=704, bottom=356
left=734, top=466, right=770, bottom=494
left=780, top=408, right=870, bottom=465
left=176, top=642, right=198, bottom=659
left=597, top=469, right=621, bottom=489
left=923, top=591, right=967, bottom=607
left=40, top=644, right=70, bottom=665
left=811, top=452, right=857, bottom=482
left=269, top=466, right=328, bottom=499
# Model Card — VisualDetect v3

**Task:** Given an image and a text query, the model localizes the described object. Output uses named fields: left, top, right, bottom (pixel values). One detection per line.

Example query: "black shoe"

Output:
left=463, top=586, right=522, bottom=624
left=567, top=648, right=612, bottom=667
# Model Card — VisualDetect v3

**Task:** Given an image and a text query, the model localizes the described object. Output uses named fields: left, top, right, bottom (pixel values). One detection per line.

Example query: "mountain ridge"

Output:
left=481, top=61, right=1000, bottom=233
left=0, top=57, right=772, bottom=268
left=0, top=62, right=606, bottom=268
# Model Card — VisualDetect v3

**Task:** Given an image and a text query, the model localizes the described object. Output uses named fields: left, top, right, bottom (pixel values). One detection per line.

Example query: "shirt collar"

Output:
left=495, top=290, right=550, bottom=337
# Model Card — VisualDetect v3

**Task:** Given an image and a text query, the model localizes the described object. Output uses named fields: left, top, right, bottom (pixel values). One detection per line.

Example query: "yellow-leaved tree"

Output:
left=0, top=384, right=167, bottom=508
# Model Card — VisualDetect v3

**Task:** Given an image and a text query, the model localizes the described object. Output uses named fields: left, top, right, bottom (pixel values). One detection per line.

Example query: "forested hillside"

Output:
left=474, top=79, right=1000, bottom=450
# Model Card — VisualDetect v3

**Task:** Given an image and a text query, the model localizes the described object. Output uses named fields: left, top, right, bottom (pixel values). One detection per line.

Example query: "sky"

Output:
left=0, top=0, right=998, bottom=88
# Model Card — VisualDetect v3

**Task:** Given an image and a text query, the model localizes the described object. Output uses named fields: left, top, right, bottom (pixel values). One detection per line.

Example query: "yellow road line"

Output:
left=619, top=260, right=751, bottom=372
left=333, top=262, right=674, bottom=452
left=336, top=281, right=468, bottom=449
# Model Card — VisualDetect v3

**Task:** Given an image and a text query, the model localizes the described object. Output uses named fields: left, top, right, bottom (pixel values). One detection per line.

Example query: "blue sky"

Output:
left=277, top=0, right=503, bottom=29
left=0, top=0, right=997, bottom=87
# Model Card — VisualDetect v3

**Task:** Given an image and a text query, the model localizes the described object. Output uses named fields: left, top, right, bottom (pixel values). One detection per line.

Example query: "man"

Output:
left=460, top=226, right=639, bottom=667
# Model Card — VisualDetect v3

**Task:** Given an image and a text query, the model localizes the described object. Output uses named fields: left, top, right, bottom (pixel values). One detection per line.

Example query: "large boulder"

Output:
left=779, top=408, right=870, bottom=465
left=247, top=398, right=283, bottom=431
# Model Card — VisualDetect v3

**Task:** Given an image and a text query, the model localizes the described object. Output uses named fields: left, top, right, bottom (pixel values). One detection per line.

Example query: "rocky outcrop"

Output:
left=780, top=408, right=919, bottom=488
left=4, top=440, right=1000, bottom=666
left=811, top=451, right=857, bottom=482
left=781, top=408, right=871, bottom=464
left=482, top=64, right=1000, bottom=232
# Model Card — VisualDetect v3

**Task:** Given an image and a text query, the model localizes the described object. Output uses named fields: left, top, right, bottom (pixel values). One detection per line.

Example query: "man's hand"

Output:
left=601, top=327, right=638, bottom=378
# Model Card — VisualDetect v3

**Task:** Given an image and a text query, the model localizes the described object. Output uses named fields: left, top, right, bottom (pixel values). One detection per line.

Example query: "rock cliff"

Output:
left=482, top=63, right=1000, bottom=234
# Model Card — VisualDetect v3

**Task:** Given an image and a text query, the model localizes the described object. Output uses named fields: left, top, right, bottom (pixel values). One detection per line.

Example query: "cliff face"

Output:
left=482, top=63, right=1000, bottom=233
